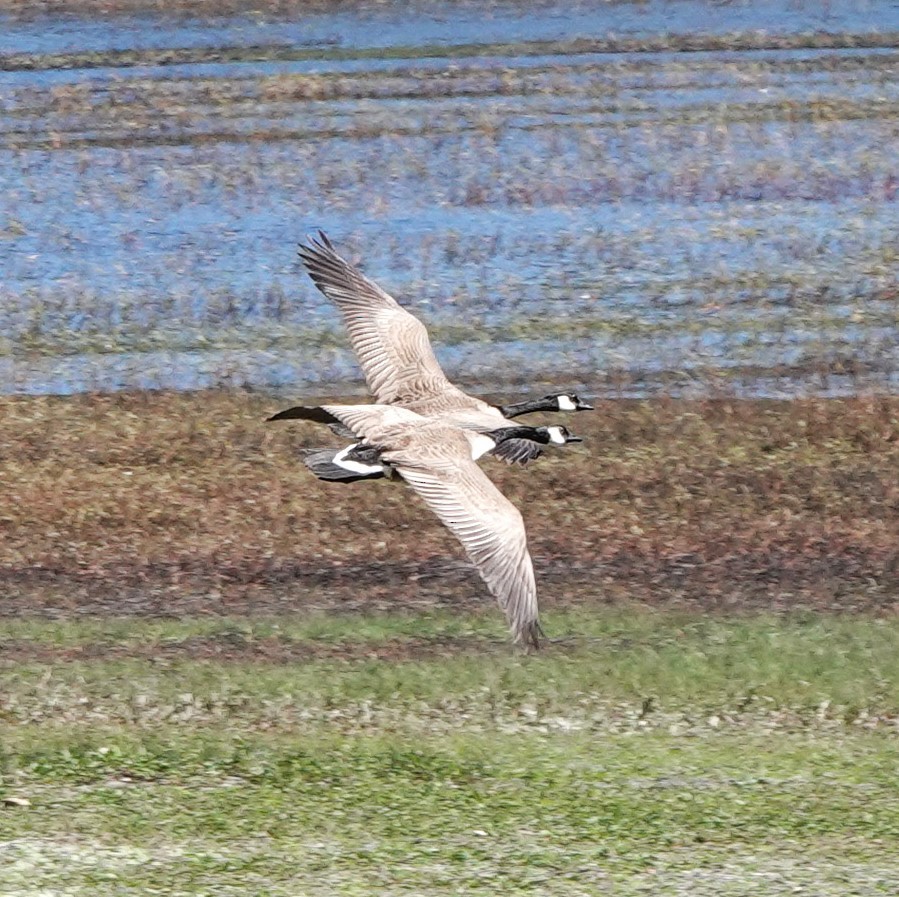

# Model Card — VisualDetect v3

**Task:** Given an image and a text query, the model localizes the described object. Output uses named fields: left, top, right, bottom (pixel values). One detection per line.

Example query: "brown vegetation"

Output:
left=1, top=391, right=897, bottom=619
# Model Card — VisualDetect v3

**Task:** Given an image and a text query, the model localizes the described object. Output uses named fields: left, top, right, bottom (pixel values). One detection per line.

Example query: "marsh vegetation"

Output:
left=1, top=2, right=897, bottom=394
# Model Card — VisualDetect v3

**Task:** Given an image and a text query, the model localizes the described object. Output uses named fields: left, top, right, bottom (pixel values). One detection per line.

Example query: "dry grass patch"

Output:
left=1, top=391, right=897, bottom=617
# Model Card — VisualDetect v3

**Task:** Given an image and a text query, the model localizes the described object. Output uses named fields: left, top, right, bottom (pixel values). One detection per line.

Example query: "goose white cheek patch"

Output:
left=556, top=395, right=577, bottom=411
left=548, top=426, right=568, bottom=445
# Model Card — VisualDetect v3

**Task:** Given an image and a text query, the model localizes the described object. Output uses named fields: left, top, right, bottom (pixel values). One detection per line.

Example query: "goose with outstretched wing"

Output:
left=268, top=402, right=582, bottom=647
left=288, top=232, right=592, bottom=465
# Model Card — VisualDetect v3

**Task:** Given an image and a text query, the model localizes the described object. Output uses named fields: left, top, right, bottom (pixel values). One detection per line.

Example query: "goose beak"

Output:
left=576, top=400, right=594, bottom=411
left=565, top=433, right=584, bottom=443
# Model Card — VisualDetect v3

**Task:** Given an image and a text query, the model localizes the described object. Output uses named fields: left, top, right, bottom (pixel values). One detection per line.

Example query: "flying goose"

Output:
left=276, top=408, right=583, bottom=484
left=268, top=402, right=582, bottom=647
left=285, top=232, right=592, bottom=465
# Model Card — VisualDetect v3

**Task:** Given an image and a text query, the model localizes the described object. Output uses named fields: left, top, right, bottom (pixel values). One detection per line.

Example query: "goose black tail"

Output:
left=301, top=447, right=386, bottom=484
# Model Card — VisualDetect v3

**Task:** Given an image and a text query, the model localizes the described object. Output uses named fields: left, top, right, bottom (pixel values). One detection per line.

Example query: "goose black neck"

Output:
left=497, top=397, right=554, bottom=418
left=488, top=425, right=550, bottom=445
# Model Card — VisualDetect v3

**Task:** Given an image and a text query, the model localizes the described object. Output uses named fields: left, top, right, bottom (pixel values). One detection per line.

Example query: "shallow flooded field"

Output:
left=1, top=1, right=897, bottom=396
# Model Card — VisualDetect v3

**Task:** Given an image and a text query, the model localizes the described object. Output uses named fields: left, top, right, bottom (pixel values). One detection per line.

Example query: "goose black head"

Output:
left=542, top=424, right=583, bottom=445
left=547, top=392, right=594, bottom=412
left=486, top=424, right=584, bottom=448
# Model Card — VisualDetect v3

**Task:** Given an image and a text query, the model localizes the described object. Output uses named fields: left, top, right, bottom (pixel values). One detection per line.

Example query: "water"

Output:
left=1, top=1, right=897, bottom=397
left=3, top=2, right=895, bottom=57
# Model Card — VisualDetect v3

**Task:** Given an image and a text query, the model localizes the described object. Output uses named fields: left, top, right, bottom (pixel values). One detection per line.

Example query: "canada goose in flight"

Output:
left=287, top=232, right=592, bottom=465
left=268, top=402, right=582, bottom=647
left=275, top=411, right=583, bottom=483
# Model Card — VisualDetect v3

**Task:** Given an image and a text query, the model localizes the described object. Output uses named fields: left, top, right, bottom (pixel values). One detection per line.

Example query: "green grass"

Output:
left=2, top=609, right=899, bottom=716
left=3, top=730, right=899, bottom=895
left=2, top=607, right=898, bottom=894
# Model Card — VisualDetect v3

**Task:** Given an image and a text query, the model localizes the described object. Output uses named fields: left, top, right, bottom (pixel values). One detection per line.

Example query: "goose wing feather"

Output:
left=269, top=403, right=427, bottom=439
left=299, top=234, right=482, bottom=411
left=390, top=456, right=540, bottom=647
left=489, top=438, right=545, bottom=466
left=317, top=403, right=429, bottom=441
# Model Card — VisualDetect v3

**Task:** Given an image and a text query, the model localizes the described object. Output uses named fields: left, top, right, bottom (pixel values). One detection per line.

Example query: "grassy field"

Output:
left=3, top=609, right=899, bottom=896
left=1, top=392, right=898, bottom=893
left=0, top=607, right=899, bottom=895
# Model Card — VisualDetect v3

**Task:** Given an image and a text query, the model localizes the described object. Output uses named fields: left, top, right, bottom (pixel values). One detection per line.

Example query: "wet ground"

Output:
left=0, top=1, right=897, bottom=396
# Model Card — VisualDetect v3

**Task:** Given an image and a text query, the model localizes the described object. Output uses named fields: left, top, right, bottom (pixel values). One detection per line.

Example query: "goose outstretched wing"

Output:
left=268, top=403, right=426, bottom=441
left=299, top=233, right=477, bottom=410
left=391, top=457, right=540, bottom=648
